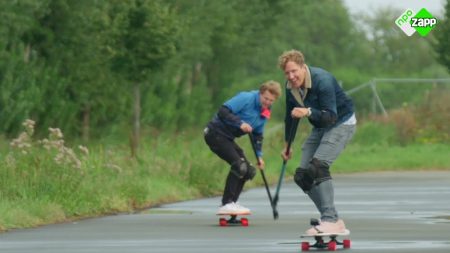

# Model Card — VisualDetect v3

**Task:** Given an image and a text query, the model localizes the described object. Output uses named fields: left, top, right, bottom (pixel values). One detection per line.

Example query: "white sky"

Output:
left=342, top=0, right=445, bottom=17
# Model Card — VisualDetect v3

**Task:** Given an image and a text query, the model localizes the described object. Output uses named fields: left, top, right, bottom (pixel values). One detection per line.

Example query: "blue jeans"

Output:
left=299, top=123, right=356, bottom=222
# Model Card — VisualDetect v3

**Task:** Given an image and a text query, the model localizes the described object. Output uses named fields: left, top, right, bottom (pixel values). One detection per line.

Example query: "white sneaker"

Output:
left=234, top=202, right=251, bottom=214
left=306, top=219, right=346, bottom=235
left=216, top=202, right=251, bottom=215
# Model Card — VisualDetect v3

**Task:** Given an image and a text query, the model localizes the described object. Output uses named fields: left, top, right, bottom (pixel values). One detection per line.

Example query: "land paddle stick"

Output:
left=272, top=119, right=300, bottom=208
left=248, top=134, right=278, bottom=219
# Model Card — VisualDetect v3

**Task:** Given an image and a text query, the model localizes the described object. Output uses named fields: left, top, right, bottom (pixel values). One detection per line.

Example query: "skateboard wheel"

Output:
left=343, top=239, right=351, bottom=248
left=301, top=242, right=310, bottom=251
left=328, top=241, right=337, bottom=251
left=241, top=218, right=249, bottom=226
left=219, top=218, right=227, bottom=226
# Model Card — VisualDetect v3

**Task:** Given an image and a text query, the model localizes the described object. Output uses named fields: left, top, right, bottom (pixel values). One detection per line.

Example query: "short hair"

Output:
left=260, top=80, right=282, bottom=99
left=278, top=49, right=305, bottom=70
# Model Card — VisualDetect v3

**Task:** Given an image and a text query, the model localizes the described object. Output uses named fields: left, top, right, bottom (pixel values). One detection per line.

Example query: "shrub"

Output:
left=366, top=88, right=450, bottom=145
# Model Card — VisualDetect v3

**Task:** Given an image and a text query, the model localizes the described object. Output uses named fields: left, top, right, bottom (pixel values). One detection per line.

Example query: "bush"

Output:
left=364, top=88, right=450, bottom=145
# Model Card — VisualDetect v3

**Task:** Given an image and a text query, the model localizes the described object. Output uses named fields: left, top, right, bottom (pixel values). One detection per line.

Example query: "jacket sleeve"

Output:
left=217, top=105, right=242, bottom=128
left=284, top=91, right=298, bottom=142
left=252, top=132, right=264, bottom=157
left=308, top=76, right=337, bottom=128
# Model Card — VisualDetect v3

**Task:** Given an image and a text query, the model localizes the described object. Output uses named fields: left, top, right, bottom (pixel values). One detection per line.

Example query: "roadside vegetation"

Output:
left=1, top=0, right=449, bottom=232
left=1, top=91, right=449, bottom=232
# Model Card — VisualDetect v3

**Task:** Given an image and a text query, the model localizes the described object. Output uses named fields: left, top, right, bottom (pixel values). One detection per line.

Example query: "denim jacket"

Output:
left=285, top=66, right=354, bottom=141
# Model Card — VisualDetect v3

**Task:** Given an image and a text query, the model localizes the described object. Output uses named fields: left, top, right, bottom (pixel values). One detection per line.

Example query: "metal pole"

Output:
left=370, top=81, right=388, bottom=117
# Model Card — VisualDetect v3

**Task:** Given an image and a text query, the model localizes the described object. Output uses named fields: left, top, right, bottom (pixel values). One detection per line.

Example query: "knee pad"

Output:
left=310, top=158, right=331, bottom=184
left=231, top=158, right=253, bottom=179
left=294, top=167, right=314, bottom=192
left=244, top=163, right=256, bottom=180
left=294, top=158, right=331, bottom=192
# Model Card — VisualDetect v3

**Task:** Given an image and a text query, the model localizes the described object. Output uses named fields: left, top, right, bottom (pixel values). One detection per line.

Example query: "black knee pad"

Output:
left=310, top=158, right=331, bottom=184
left=294, top=167, right=314, bottom=192
left=244, top=163, right=256, bottom=180
left=231, top=158, right=250, bottom=179
left=294, top=158, right=332, bottom=192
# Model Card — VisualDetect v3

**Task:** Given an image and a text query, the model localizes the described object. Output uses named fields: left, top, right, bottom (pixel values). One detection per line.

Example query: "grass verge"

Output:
left=0, top=121, right=448, bottom=232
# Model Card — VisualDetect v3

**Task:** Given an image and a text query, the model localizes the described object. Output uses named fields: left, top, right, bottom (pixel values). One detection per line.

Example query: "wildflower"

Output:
left=39, top=139, right=51, bottom=150
left=78, top=145, right=89, bottom=156
left=49, top=128, right=63, bottom=139
left=23, top=119, right=35, bottom=136
left=10, top=132, right=32, bottom=152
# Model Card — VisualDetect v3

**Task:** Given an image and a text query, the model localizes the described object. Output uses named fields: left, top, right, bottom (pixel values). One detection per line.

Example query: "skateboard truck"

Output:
left=219, top=215, right=249, bottom=227
left=301, top=235, right=351, bottom=251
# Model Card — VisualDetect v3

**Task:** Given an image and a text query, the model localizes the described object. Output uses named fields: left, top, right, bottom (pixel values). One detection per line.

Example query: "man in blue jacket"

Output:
left=204, top=81, right=281, bottom=215
left=278, top=50, right=356, bottom=235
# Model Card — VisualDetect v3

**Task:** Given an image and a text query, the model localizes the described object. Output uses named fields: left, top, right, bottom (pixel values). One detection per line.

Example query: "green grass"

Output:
left=0, top=121, right=449, bottom=232
left=333, top=143, right=450, bottom=172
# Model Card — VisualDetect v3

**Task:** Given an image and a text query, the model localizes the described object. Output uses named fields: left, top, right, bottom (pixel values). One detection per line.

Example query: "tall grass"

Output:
left=0, top=123, right=223, bottom=231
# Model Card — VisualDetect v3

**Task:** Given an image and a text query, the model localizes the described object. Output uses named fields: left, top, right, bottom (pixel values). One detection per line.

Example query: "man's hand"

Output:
left=257, top=157, right=265, bottom=170
left=281, top=146, right=293, bottom=161
left=240, top=122, right=253, bottom=133
left=291, top=107, right=310, bottom=119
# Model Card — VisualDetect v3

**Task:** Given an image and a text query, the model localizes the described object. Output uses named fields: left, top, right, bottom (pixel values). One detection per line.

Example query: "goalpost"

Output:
left=346, top=78, right=450, bottom=116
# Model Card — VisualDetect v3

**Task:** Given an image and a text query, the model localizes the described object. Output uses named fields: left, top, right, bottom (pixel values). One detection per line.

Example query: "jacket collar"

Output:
left=304, top=65, right=312, bottom=89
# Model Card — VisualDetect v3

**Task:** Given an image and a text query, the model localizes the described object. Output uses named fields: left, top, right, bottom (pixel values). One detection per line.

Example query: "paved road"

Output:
left=0, top=171, right=449, bottom=253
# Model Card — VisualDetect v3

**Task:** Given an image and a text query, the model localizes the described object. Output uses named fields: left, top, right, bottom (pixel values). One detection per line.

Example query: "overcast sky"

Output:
left=342, top=0, right=445, bottom=17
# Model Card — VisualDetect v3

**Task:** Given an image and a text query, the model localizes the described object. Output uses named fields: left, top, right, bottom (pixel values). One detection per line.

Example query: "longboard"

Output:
left=217, top=213, right=251, bottom=227
left=300, top=229, right=351, bottom=251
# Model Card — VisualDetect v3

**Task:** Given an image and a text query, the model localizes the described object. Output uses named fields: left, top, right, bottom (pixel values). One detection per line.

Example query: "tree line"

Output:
left=1, top=0, right=448, bottom=146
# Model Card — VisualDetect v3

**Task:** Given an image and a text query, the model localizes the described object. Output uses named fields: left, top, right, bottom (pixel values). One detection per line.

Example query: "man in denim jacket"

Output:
left=278, top=50, right=356, bottom=235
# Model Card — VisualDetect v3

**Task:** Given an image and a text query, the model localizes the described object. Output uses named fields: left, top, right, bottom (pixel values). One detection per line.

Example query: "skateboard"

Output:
left=300, top=219, right=351, bottom=251
left=300, top=230, right=351, bottom=251
left=217, top=213, right=250, bottom=227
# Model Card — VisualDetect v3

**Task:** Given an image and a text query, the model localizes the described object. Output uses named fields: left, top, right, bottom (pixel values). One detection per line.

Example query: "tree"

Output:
left=6, top=0, right=127, bottom=140
left=0, top=0, right=66, bottom=136
left=107, top=0, right=180, bottom=157
left=28, top=0, right=123, bottom=140
left=435, top=0, right=450, bottom=72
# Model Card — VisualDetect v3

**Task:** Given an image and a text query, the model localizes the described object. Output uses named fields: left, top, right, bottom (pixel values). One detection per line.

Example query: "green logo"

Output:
left=395, top=8, right=437, bottom=36
left=410, top=8, right=437, bottom=36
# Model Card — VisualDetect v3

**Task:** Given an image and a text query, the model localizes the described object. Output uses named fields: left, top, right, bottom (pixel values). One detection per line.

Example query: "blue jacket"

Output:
left=285, top=66, right=354, bottom=141
left=207, top=90, right=266, bottom=156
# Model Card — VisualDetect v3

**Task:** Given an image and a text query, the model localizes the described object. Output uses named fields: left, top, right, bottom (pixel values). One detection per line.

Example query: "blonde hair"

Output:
left=278, top=49, right=305, bottom=70
left=260, top=80, right=282, bottom=99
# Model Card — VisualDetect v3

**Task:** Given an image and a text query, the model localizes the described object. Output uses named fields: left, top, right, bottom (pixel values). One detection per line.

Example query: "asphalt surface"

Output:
left=0, top=171, right=449, bottom=253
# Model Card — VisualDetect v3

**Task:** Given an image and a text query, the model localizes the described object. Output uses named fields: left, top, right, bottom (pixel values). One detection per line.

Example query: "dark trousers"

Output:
left=204, top=127, right=248, bottom=205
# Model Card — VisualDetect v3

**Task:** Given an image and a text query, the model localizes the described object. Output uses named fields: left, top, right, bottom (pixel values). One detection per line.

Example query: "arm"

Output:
left=308, top=76, right=338, bottom=128
left=218, top=105, right=253, bottom=133
left=219, top=92, right=254, bottom=132
left=251, top=132, right=265, bottom=169
left=284, top=93, right=297, bottom=142
left=252, top=132, right=263, bottom=158
left=281, top=92, right=298, bottom=161
left=217, top=105, right=242, bottom=128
